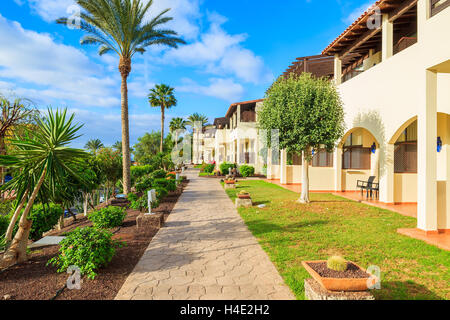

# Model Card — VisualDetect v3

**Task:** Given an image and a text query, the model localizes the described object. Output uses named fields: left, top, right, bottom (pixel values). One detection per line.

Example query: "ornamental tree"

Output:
left=258, top=73, right=345, bottom=203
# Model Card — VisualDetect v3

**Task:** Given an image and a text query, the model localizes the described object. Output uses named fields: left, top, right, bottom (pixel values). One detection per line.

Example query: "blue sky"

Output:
left=0, top=0, right=373, bottom=148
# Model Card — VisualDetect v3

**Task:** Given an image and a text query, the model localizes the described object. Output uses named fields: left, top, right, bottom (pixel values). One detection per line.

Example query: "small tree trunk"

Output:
left=160, top=106, right=165, bottom=153
left=58, top=209, right=65, bottom=231
left=83, top=192, right=88, bottom=216
left=298, top=149, right=310, bottom=204
left=5, top=190, right=29, bottom=242
left=2, top=167, right=46, bottom=267
left=119, top=57, right=132, bottom=195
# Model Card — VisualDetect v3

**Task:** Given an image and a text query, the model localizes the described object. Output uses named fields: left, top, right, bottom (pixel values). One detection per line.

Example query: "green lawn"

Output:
left=223, top=180, right=450, bottom=300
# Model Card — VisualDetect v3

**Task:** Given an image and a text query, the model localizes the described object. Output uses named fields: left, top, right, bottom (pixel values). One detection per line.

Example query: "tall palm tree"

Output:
left=84, top=138, right=104, bottom=155
left=187, top=113, right=208, bottom=128
left=169, top=117, right=187, bottom=147
left=57, top=0, right=185, bottom=194
left=0, top=109, right=88, bottom=267
left=148, top=84, right=177, bottom=152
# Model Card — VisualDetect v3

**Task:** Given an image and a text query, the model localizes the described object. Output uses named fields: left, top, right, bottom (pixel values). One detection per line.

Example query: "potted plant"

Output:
left=224, top=178, right=235, bottom=185
left=301, top=256, right=377, bottom=292
left=237, top=190, right=251, bottom=199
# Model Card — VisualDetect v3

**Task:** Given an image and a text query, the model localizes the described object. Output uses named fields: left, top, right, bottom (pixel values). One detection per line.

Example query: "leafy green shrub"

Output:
left=135, top=175, right=153, bottom=193
left=28, top=203, right=63, bottom=241
left=47, top=227, right=124, bottom=279
left=0, top=200, right=13, bottom=216
left=219, top=162, right=236, bottom=175
left=239, top=165, right=255, bottom=177
left=0, top=214, right=9, bottom=238
left=150, top=169, right=167, bottom=180
left=327, top=256, right=348, bottom=272
left=88, top=206, right=126, bottom=229
left=130, top=191, right=160, bottom=210
left=127, top=192, right=138, bottom=203
left=131, top=165, right=155, bottom=182
left=202, top=164, right=215, bottom=173
left=152, top=178, right=176, bottom=192
left=155, top=187, right=168, bottom=201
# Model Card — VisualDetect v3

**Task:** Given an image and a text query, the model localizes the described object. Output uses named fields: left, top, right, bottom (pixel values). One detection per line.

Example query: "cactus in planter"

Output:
left=327, top=256, right=348, bottom=272
left=239, top=190, right=249, bottom=195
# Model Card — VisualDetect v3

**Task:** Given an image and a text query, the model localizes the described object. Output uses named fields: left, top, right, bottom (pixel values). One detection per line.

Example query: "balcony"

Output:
left=430, top=0, right=450, bottom=17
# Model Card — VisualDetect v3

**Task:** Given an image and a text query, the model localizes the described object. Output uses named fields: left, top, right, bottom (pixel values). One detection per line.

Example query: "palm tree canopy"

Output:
left=85, top=138, right=104, bottom=153
left=148, top=84, right=177, bottom=109
left=57, top=0, right=185, bottom=62
left=187, top=113, right=209, bottom=129
left=169, top=117, right=187, bottom=133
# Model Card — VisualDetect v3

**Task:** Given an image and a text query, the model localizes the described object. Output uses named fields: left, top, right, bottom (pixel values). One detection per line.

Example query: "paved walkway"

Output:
left=115, top=169, right=295, bottom=300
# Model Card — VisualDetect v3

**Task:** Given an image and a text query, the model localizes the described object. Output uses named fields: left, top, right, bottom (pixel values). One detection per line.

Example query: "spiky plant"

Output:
left=327, top=255, right=348, bottom=272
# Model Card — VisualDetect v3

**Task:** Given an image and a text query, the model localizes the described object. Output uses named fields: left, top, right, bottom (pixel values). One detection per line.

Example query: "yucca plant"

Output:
left=0, top=109, right=88, bottom=267
left=57, top=0, right=185, bottom=194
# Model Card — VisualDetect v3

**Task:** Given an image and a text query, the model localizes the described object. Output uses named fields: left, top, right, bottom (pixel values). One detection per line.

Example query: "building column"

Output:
left=267, top=148, right=272, bottom=179
left=382, top=14, right=393, bottom=61
left=280, top=149, right=287, bottom=184
left=236, top=138, right=241, bottom=164
left=417, top=70, right=438, bottom=231
left=334, top=147, right=342, bottom=191
left=237, top=104, right=241, bottom=123
left=370, top=147, right=380, bottom=178
left=334, top=55, right=342, bottom=85
left=379, top=143, right=395, bottom=204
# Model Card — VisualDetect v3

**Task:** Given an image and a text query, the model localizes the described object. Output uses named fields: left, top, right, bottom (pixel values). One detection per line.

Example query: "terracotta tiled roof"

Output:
left=322, top=0, right=383, bottom=55
left=225, top=99, right=264, bottom=118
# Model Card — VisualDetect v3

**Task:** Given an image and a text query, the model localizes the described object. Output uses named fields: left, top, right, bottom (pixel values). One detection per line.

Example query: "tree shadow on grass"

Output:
left=252, top=200, right=271, bottom=206
left=373, top=280, right=445, bottom=300
left=309, top=200, right=353, bottom=203
left=245, top=219, right=328, bottom=236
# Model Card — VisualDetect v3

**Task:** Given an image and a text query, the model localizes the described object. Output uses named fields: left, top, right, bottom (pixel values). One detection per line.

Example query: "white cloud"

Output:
left=19, top=0, right=202, bottom=40
left=177, top=78, right=244, bottom=102
left=58, top=108, right=174, bottom=148
left=0, top=14, right=119, bottom=108
left=164, top=12, right=273, bottom=85
left=342, top=2, right=374, bottom=24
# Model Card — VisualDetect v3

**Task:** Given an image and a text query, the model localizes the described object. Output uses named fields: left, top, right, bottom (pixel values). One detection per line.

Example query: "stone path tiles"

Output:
left=115, top=169, right=295, bottom=300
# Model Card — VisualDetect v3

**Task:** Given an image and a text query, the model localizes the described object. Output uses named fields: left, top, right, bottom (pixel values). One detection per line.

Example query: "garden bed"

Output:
left=0, top=180, right=188, bottom=300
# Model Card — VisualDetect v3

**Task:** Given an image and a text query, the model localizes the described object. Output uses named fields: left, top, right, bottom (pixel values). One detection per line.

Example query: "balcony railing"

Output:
left=393, top=37, right=417, bottom=54
left=430, top=0, right=450, bottom=17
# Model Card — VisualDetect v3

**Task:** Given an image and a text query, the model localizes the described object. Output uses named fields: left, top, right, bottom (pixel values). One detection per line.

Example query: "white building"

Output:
left=267, top=0, right=450, bottom=234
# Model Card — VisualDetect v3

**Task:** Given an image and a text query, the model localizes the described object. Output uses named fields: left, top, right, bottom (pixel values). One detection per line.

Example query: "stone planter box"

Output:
left=136, top=213, right=164, bottom=229
left=301, top=260, right=375, bottom=292
left=224, top=183, right=236, bottom=189
left=237, top=194, right=250, bottom=199
left=236, top=197, right=252, bottom=208
left=304, top=279, right=374, bottom=300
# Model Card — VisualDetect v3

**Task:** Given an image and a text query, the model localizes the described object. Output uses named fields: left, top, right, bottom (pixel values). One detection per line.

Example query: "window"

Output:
left=342, top=132, right=371, bottom=169
left=312, top=149, right=333, bottom=167
left=394, top=121, right=417, bottom=173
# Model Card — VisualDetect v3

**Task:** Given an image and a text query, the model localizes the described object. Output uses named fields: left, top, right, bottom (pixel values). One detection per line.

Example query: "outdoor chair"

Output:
left=357, top=176, right=379, bottom=199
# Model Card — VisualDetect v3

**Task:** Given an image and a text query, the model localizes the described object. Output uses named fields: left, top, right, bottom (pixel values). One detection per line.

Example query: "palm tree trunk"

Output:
left=1, top=167, right=47, bottom=267
left=160, top=106, right=165, bottom=153
left=298, top=149, right=310, bottom=203
left=119, top=56, right=132, bottom=195
left=5, top=190, right=28, bottom=242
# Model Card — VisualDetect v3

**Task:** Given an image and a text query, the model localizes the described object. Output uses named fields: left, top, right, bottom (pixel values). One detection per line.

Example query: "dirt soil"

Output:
left=308, top=262, right=370, bottom=279
left=0, top=180, right=188, bottom=300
